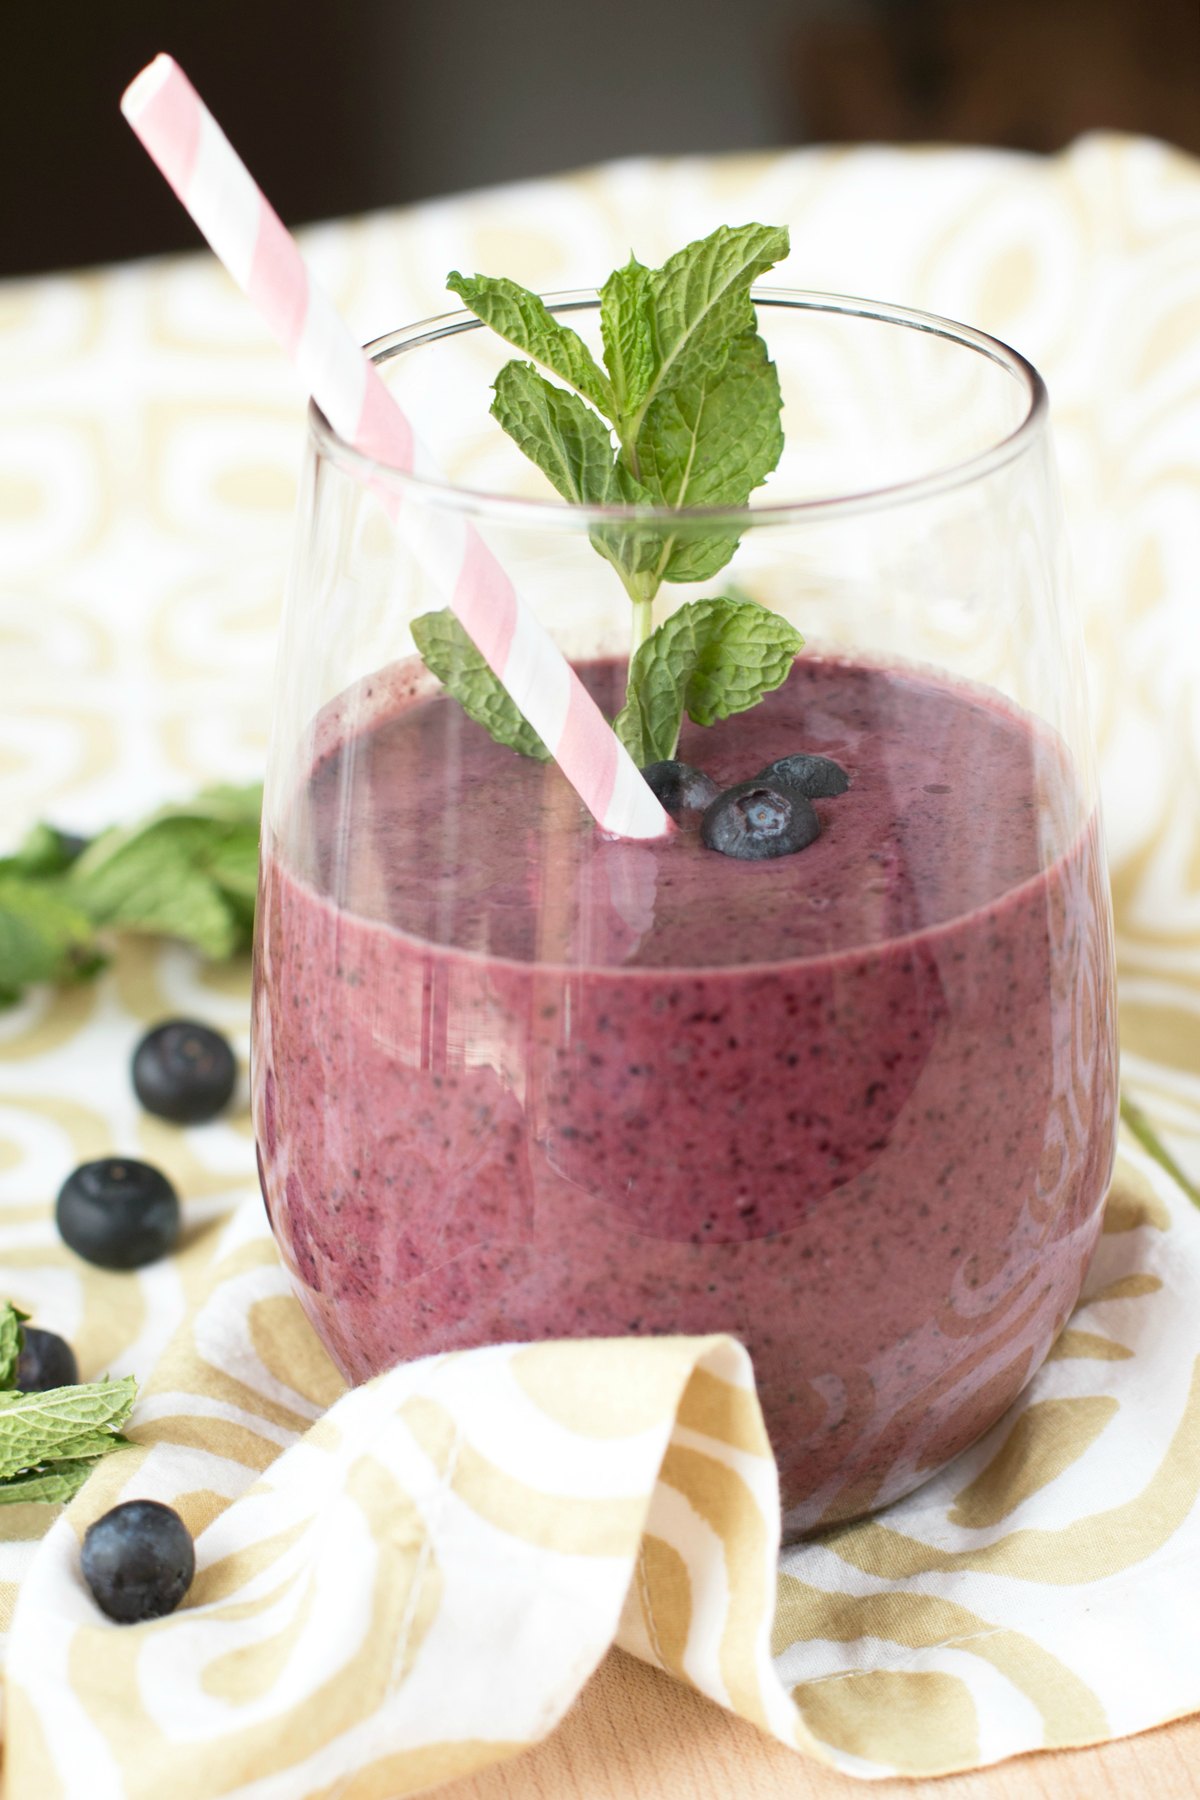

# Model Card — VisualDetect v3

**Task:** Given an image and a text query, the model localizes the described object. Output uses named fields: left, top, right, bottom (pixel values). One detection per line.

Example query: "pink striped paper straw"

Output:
left=120, top=54, right=669, bottom=842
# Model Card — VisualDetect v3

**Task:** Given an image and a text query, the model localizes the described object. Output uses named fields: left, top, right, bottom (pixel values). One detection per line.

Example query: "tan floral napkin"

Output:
left=1, top=133, right=1198, bottom=1793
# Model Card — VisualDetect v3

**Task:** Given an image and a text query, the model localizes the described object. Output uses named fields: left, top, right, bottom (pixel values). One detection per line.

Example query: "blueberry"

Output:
left=56, top=1158, right=181, bottom=1270
left=132, top=1019, right=237, bottom=1124
left=14, top=1326, right=79, bottom=1392
left=641, top=760, right=721, bottom=819
left=701, top=780, right=821, bottom=860
left=81, top=1500, right=195, bottom=1624
left=756, top=753, right=849, bottom=798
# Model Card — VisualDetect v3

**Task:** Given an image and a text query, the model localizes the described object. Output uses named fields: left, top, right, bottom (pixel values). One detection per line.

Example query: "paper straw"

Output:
left=120, top=54, right=670, bottom=842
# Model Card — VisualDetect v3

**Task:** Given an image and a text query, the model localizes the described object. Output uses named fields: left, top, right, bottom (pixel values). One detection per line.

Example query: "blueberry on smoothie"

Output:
left=81, top=1500, right=195, bottom=1623
left=14, top=1325, right=79, bottom=1392
left=756, top=753, right=849, bottom=798
left=641, top=760, right=721, bottom=818
left=132, top=1019, right=237, bottom=1124
left=701, top=780, right=820, bottom=860
left=56, top=1158, right=182, bottom=1269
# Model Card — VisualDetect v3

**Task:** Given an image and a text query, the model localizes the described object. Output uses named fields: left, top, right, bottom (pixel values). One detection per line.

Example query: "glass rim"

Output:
left=308, top=286, right=1049, bottom=529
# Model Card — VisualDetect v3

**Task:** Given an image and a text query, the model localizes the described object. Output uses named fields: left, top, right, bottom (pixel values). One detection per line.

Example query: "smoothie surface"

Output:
left=290, top=655, right=1072, bottom=968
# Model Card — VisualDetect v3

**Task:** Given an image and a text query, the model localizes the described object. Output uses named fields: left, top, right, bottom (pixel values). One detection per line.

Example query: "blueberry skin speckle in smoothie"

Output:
left=252, top=656, right=1117, bottom=1536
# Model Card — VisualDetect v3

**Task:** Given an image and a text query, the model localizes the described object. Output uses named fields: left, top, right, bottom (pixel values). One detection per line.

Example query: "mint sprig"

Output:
left=428, top=225, right=801, bottom=779
left=0, top=784, right=263, bottom=1011
left=452, top=222, right=788, bottom=622
left=0, top=1303, right=137, bottom=1507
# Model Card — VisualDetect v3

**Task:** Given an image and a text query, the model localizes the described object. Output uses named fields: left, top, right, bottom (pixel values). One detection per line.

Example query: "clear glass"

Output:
left=252, top=291, right=1118, bottom=1538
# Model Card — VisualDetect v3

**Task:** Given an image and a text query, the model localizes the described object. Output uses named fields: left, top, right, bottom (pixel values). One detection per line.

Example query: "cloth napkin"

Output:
left=1, top=133, right=1198, bottom=1794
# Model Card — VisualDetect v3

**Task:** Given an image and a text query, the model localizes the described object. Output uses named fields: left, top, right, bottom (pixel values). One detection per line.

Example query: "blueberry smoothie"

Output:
left=253, top=655, right=1117, bottom=1533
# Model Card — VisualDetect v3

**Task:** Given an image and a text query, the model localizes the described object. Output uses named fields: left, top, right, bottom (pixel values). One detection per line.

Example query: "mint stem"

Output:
left=1120, top=1090, right=1200, bottom=1211
left=631, top=598, right=655, bottom=654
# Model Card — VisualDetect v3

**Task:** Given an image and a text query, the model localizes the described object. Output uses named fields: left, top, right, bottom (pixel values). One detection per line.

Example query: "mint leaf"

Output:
left=0, top=1303, right=28, bottom=1389
left=72, top=831, right=243, bottom=960
left=491, top=362, right=663, bottom=593
left=490, top=361, right=625, bottom=506
left=0, top=1458, right=97, bottom=1507
left=0, top=875, right=106, bottom=1007
left=202, top=829, right=260, bottom=908
left=601, top=256, right=655, bottom=426
left=411, top=610, right=552, bottom=761
left=0, top=784, right=262, bottom=1009
left=28, top=1427, right=134, bottom=1462
left=449, top=272, right=615, bottom=416
left=613, top=596, right=803, bottom=766
left=625, top=227, right=788, bottom=588
left=70, top=786, right=262, bottom=962
left=0, top=822, right=82, bottom=880
left=0, top=1344, right=138, bottom=1506
left=628, top=223, right=789, bottom=442
left=637, top=327, right=784, bottom=584
left=0, top=1374, right=137, bottom=1481
left=167, top=783, right=262, bottom=828
left=597, top=458, right=667, bottom=586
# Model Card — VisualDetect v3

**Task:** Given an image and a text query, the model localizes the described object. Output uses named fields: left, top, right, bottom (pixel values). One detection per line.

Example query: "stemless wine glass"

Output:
left=252, top=292, right=1118, bottom=1540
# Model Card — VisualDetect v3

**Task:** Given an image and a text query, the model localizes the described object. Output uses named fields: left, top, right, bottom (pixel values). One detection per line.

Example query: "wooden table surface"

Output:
left=438, top=1647, right=1200, bottom=1800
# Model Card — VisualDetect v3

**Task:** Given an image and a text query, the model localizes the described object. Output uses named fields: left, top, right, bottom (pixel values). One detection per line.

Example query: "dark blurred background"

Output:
left=2, top=0, right=1197, bottom=277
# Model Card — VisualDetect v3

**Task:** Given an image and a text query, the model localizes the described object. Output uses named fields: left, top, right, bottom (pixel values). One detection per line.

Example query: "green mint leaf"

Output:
left=595, top=458, right=667, bottom=585
left=0, top=1303, right=28, bottom=1389
left=489, top=361, right=663, bottom=589
left=72, top=833, right=243, bottom=960
left=613, top=596, right=803, bottom=766
left=0, top=1457, right=97, bottom=1507
left=636, top=327, right=784, bottom=584
left=449, top=272, right=616, bottom=417
left=0, top=784, right=262, bottom=1008
left=624, top=227, right=788, bottom=588
left=0, top=822, right=84, bottom=880
left=11, top=1427, right=134, bottom=1463
left=491, top=361, right=625, bottom=506
left=0, top=1374, right=137, bottom=1481
left=491, top=362, right=663, bottom=588
left=0, top=875, right=106, bottom=1008
left=600, top=256, right=655, bottom=425
left=628, top=223, right=789, bottom=442
left=411, top=609, right=552, bottom=762
left=203, top=830, right=260, bottom=908
left=168, top=783, right=263, bottom=828
left=70, top=787, right=262, bottom=962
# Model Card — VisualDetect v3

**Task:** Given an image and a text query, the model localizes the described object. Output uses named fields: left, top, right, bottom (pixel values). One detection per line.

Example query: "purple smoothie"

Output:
left=253, top=655, right=1117, bottom=1533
